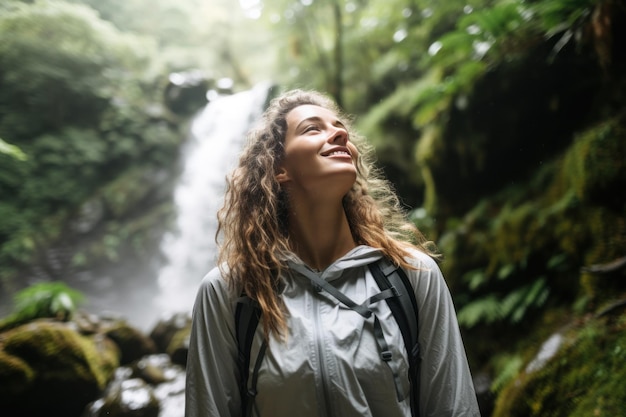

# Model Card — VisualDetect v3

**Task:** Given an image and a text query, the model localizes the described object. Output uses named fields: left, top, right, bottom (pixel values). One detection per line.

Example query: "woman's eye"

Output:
left=303, top=125, right=320, bottom=133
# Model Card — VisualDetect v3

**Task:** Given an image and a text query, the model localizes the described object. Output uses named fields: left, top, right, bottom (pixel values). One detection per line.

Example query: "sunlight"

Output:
left=240, top=0, right=262, bottom=19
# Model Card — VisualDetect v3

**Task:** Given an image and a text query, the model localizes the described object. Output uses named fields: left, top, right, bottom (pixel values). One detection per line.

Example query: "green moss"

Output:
left=0, top=320, right=120, bottom=415
left=104, top=321, right=157, bottom=365
left=559, top=118, right=626, bottom=203
left=166, top=326, right=190, bottom=365
left=493, top=312, right=626, bottom=416
left=3, top=321, right=118, bottom=388
left=0, top=349, right=34, bottom=400
left=442, top=115, right=626, bottom=313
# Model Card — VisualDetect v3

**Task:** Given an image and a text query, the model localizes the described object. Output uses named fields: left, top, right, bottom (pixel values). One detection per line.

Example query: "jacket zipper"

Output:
left=311, top=275, right=333, bottom=417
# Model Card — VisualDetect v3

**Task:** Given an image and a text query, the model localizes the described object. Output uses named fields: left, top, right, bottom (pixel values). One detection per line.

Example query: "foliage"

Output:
left=0, top=282, right=84, bottom=330
left=492, top=311, right=626, bottom=416
left=0, top=138, right=27, bottom=161
left=0, top=0, right=183, bottom=287
left=0, top=0, right=157, bottom=139
left=440, top=114, right=626, bottom=333
left=0, top=0, right=624, bottom=414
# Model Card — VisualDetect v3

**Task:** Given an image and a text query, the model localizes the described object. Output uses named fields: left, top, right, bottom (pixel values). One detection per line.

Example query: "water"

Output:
left=151, top=83, right=271, bottom=325
left=0, top=83, right=272, bottom=331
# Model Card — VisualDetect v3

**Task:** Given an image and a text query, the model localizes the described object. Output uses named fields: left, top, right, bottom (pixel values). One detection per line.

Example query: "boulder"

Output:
left=83, top=376, right=160, bottom=417
left=164, top=70, right=210, bottom=116
left=102, top=319, right=157, bottom=365
left=149, top=312, right=190, bottom=366
left=84, top=354, right=185, bottom=417
left=0, top=320, right=119, bottom=417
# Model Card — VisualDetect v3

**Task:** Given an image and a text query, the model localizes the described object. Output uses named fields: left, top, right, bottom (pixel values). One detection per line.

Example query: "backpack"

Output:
left=235, top=258, right=421, bottom=417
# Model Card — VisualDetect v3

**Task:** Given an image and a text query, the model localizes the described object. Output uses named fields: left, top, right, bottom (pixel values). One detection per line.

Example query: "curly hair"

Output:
left=217, top=89, right=437, bottom=340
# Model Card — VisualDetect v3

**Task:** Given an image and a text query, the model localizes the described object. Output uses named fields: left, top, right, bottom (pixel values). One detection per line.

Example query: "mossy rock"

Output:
left=439, top=116, right=626, bottom=330
left=166, top=326, right=190, bottom=366
left=0, top=349, right=34, bottom=399
left=492, top=307, right=626, bottom=416
left=103, top=320, right=157, bottom=365
left=0, top=320, right=120, bottom=417
left=148, top=312, right=191, bottom=366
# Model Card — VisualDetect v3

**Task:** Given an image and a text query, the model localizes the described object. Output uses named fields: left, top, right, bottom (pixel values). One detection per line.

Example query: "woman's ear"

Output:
left=276, top=166, right=290, bottom=184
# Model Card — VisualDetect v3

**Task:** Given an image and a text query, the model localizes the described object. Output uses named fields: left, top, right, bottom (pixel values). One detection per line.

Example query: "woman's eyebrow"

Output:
left=295, top=116, right=322, bottom=131
left=295, top=116, right=346, bottom=131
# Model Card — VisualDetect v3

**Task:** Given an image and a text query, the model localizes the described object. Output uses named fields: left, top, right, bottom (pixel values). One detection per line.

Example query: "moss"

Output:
left=442, top=115, right=626, bottom=303
left=437, top=115, right=626, bottom=404
left=0, top=348, right=34, bottom=400
left=166, top=326, right=190, bottom=366
left=0, top=320, right=120, bottom=416
left=493, top=311, right=626, bottom=416
left=559, top=117, right=626, bottom=205
left=104, top=320, right=157, bottom=365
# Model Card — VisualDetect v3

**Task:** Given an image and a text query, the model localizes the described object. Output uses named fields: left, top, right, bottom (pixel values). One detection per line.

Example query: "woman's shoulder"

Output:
left=401, top=247, right=450, bottom=298
left=197, top=265, right=239, bottom=299
left=404, top=247, right=441, bottom=271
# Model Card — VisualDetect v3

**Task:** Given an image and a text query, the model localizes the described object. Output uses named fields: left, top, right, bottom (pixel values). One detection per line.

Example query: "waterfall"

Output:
left=151, top=83, right=272, bottom=321
left=0, top=83, right=273, bottom=330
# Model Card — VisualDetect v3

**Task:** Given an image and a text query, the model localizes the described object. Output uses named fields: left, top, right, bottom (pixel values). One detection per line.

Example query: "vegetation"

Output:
left=0, top=0, right=624, bottom=414
left=0, top=281, right=84, bottom=330
left=256, top=0, right=626, bottom=413
left=0, top=0, right=183, bottom=288
left=492, top=307, right=626, bottom=416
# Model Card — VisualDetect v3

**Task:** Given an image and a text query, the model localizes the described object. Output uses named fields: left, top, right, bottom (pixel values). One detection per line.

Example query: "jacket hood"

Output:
left=284, top=245, right=384, bottom=282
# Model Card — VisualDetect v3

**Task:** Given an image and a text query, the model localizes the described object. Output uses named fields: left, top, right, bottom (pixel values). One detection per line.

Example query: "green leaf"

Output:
left=457, top=295, right=501, bottom=328
left=0, top=138, right=27, bottom=161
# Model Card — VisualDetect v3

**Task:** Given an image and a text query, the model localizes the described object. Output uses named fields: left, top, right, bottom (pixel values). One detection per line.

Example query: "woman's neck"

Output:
left=286, top=198, right=357, bottom=271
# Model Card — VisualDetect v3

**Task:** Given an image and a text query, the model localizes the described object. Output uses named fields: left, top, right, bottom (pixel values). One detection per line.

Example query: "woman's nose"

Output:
left=328, top=125, right=348, bottom=145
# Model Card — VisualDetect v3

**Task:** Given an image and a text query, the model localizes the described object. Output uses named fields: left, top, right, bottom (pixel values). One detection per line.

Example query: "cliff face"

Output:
left=407, top=2, right=626, bottom=414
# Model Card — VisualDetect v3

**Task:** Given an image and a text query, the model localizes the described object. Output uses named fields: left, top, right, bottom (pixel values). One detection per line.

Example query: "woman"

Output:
left=185, top=89, right=480, bottom=417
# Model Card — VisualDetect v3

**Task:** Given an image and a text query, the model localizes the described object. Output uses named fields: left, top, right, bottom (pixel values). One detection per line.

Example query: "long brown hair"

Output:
left=217, top=89, right=437, bottom=339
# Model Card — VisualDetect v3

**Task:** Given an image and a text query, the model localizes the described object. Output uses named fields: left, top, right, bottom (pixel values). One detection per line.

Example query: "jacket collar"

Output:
left=284, top=245, right=384, bottom=282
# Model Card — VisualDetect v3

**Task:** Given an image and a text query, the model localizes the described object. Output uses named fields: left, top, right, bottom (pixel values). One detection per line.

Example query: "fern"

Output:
left=0, top=137, right=27, bottom=161
left=458, top=278, right=550, bottom=328
left=457, top=294, right=502, bottom=328
left=491, top=354, right=524, bottom=392
left=11, top=281, right=84, bottom=323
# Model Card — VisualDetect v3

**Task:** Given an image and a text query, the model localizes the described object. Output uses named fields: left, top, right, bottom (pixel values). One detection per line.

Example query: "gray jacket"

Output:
left=185, top=245, right=480, bottom=417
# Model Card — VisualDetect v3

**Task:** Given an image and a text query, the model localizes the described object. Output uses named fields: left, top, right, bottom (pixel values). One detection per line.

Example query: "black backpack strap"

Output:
left=369, top=259, right=421, bottom=417
left=235, top=295, right=263, bottom=417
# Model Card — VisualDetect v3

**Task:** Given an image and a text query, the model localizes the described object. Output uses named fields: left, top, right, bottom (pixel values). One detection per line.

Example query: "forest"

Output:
left=1, top=0, right=625, bottom=415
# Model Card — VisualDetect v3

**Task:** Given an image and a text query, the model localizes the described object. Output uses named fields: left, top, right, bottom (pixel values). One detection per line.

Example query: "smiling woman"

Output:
left=184, top=89, right=481, bottom=417
left=277, top=104, right=358, bottom=205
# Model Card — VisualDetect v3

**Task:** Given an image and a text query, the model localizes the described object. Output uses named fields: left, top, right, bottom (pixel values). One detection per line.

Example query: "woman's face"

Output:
left=276, top=104, right=358, bottom=195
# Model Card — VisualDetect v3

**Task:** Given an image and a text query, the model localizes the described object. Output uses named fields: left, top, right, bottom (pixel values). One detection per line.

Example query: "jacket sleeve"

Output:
left=408, top=252, right=481, bottom=417
left=185, top=267, right=242, bottom=417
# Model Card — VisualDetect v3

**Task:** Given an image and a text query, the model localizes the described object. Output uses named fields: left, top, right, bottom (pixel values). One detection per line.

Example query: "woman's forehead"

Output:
left=286, top=104, right=341, bottom=128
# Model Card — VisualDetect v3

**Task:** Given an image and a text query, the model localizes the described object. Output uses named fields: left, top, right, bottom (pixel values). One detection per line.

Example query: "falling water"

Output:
left=0, top=83, right=273, bottom=330
left=151, top=83, right=272, bottom=322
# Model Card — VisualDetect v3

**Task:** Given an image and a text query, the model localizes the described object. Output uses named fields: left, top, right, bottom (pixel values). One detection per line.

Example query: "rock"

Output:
left=132, top=354, right=172, bottom=385
left=149, top=312, right=191, bottom=366
left=84, top=377, right=160, bottom=417
left=102, top=319, right=157, bottom=365
left=167, top=327, right=190, bottom=367
left=0, top=312, right=189, bottom=417
left=164, top=70, right=210, bottom=116
left=85, top=354, right=185, bottom=417
left=0, top=320, right=119, bottom=417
